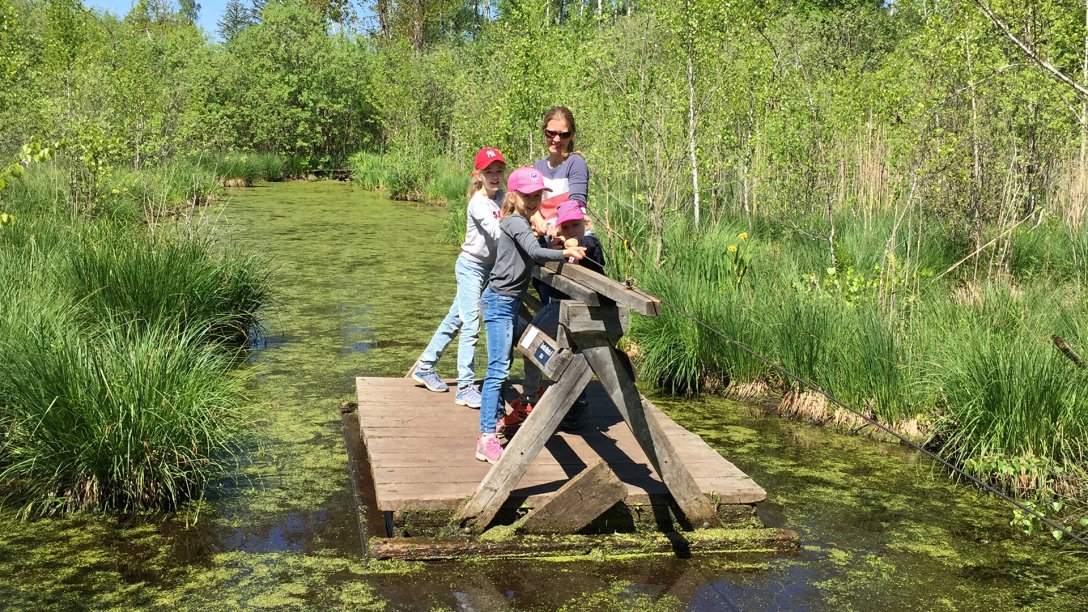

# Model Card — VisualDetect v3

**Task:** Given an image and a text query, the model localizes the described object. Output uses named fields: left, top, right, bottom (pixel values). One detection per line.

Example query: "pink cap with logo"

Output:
left=507, top=167, right=546, bottom=195
left=556, top=199, right=586, bottom=226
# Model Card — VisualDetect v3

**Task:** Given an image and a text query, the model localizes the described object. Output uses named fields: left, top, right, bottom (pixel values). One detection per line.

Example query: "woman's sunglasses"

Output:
left=544, top=129, right=572, bottom=140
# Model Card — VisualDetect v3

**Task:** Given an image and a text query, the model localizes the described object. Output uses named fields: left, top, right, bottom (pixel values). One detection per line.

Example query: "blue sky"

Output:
left=84, top=0, right=229, bottom=38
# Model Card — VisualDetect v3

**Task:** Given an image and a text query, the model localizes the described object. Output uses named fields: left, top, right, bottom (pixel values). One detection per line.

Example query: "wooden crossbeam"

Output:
left=542, top=262, right=660, bottom=316
left=533, top=265, right=601, bottom=306
left=513, top=459, right=627, bottom=535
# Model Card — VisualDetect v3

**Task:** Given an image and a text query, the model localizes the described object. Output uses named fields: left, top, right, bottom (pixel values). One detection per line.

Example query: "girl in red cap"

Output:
left=474, top=167, right=586, bottom=463
left=410, top=147, right=508, bottom=409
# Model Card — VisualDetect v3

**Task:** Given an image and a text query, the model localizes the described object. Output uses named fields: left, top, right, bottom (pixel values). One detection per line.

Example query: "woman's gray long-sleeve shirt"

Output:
left=487, top=214, right=565, bottom=297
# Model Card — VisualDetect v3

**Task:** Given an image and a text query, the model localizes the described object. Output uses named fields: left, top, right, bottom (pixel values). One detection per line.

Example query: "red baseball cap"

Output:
left=474, top=147, right=506, bottom=170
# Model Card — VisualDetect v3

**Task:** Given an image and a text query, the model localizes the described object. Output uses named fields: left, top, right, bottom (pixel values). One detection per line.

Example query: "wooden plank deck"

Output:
left=356, top=376, right=766, bottom=513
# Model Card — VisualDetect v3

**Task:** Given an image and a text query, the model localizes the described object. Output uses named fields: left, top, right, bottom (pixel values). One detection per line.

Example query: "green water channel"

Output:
left=1, top=181, right=1085, bottom=610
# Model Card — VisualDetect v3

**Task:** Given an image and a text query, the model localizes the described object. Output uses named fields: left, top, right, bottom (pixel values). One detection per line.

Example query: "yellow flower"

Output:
left=738, top=232, right=749, bottom=240
left=727, top=244, right=738, bottom=253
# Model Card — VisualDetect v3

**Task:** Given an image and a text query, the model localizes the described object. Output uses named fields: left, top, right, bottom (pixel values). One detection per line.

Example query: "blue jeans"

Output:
left=418, top=256, right=490, bottom=388
left=479, top=288, right=522, bottom=434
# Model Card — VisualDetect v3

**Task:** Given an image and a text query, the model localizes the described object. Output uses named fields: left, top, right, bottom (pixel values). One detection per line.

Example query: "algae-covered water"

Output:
left=1, top=182, right=1085, bottom=610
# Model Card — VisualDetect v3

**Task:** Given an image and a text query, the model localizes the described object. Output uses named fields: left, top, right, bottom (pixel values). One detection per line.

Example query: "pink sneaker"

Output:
left=475, top=433, right=504, bottom=464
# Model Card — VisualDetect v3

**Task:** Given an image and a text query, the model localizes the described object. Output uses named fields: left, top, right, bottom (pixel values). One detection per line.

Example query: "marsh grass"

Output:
left=65, top=229, right=268, bottom=346
left=348, top=151, right=391, bottom=190
left=0, top=322, right=244, bottom=515
left=201, top=152, right=306, bottom=184
left=607, top=201, right=1088, bottom=499
left=0, top=166, right=267, bottom=515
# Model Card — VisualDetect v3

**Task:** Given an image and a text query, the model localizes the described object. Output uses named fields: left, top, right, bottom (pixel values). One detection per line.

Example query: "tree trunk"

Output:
left=686, top=5, right=700, bottom=226
left=411, top=0, right=424, bottom=52
left=377, top=0, right=390, bottom=38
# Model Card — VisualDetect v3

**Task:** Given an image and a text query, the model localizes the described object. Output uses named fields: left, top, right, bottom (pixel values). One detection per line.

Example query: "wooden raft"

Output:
left=350, top=259, right=780, bottom=556
left=356, top=377, right=765, bottom=526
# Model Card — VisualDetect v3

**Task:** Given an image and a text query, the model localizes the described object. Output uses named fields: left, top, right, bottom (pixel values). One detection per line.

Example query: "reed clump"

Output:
left=610, top=206, right=1088, bottom=501
left=0, top=165, right=267, bottom=515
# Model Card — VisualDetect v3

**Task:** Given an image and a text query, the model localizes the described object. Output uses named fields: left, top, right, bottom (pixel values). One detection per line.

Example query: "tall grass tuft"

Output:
left=0, top=164, right=268, bottom=515
left=64, top=229, right=268, bottom=347
left=348, top=151, right=391, bottom=190
left=0, top=322, right=245, bottom=515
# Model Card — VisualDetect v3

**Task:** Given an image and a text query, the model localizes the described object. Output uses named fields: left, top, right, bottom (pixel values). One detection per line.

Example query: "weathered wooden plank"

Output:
left=515, top=459, right=628, bottom=534
left=542, top=261, right=661, bottom=316
left=577, top=336, right=718, bottom=525
left=533, top=265, right=601, bottom=306
left=369, top=528, right=800, bottom=561
left=456, top=355, right=594, bottom=532
left=374, top=483, right=668, bottom=512
left=355, top=376, right=766, bottom=514
left=559, top=302, right=628, bottom=338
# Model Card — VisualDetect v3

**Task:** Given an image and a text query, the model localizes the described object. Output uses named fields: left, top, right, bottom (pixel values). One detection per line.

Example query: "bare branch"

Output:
left=972, top=0, right=1088, bottom=101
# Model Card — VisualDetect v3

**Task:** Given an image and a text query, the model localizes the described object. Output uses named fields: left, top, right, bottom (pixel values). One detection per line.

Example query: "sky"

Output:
left=83, top=0, right=230, bottom=39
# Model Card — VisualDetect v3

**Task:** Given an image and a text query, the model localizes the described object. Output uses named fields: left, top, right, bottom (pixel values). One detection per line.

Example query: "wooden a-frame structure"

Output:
left=455, top=261, right=719, bottom=533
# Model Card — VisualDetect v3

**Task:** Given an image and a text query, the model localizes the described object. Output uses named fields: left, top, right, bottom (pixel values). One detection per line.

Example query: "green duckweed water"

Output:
left=0, top=181, right=1085, bottom=610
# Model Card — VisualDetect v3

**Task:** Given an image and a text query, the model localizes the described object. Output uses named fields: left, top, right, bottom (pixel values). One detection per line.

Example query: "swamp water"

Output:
left=1, top=181, right=1085, bottom=610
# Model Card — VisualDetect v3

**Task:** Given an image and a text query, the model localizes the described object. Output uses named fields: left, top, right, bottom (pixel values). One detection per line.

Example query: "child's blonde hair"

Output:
left=499, top=190, right=519, bottom=218
left=466, top=169, right=485, bottom=199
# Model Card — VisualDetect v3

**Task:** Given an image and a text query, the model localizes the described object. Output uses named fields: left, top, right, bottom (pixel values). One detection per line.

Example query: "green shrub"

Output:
left=386, top=156, right=429, bottom=202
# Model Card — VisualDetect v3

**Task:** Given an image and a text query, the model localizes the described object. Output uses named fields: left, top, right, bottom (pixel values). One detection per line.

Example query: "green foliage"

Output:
left=0, top=322, right=245, bottom=515
left=0, top=165, right=268, bottom=515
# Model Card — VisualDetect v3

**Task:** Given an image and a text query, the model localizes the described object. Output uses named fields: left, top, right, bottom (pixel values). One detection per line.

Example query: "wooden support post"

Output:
left=456, top=354, right=594, bottom=532
left=514, top=459, right=627, bottom=535
left=577, top=335, right=718, bottom=525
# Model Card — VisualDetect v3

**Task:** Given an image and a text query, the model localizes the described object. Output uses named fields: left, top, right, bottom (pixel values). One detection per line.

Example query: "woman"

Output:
left=531, top=106, right=589, bottom=238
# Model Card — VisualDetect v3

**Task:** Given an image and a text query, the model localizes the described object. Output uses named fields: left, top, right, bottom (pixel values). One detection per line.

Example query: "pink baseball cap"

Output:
left=473, top=147, right=506, bottom=170
left=556, top=200, right=586, bottom=226
left=507, top=167, right=546, bottom=195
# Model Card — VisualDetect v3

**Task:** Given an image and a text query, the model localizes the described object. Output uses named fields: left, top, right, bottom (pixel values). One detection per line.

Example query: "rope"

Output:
left=568, top=251, right=1088, bottom=548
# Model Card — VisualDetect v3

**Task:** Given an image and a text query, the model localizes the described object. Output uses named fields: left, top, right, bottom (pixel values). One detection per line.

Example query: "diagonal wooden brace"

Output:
left=456, top=353, right=594, bottom=533
left=576, top=334, right=718, bottom=525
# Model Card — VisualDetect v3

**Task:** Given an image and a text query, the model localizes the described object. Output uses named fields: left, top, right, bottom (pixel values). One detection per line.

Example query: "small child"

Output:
left=475, top=168, right=586, bottom=463
left=507, top=199, right=605, bottom=432
left=411, top=147, right=507, bottom=408
left=554, top=199, right=604, bottom=275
